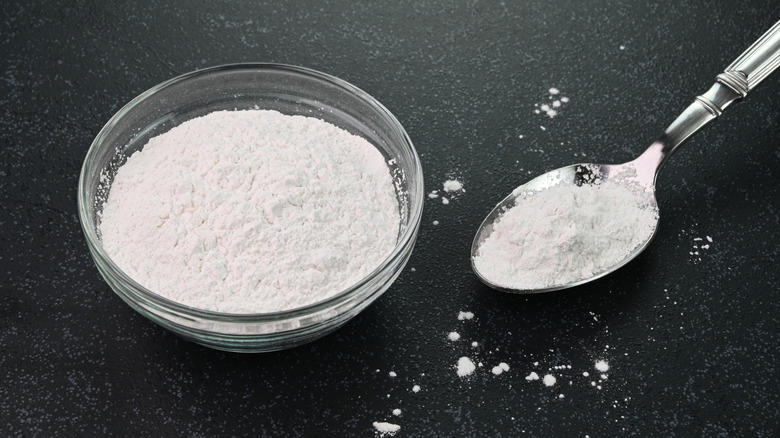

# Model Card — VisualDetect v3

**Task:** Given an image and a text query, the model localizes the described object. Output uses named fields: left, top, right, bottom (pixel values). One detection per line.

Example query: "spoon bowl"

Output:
left=472, top=20, right=780, bottom=293
left=471, top=159, right=659, bottom=293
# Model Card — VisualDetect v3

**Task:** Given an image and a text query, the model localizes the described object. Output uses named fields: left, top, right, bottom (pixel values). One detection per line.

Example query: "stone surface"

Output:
left=1, top=0, right=779, bottom=436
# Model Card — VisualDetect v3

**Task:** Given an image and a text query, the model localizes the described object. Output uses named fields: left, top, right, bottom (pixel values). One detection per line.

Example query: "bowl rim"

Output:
left=77, top=62, right=424, bottom=322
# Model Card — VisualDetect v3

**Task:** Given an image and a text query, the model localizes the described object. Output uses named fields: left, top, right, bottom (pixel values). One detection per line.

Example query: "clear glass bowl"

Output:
left=77, top=64, right=423, bottom=352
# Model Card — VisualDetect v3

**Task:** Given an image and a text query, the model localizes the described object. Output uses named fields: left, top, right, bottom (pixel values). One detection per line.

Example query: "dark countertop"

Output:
left=2, top=1, right=779, bottom=436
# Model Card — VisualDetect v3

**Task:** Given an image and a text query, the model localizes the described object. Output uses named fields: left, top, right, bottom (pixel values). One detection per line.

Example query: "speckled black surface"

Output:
left=2, top=1, right=779, bottom=436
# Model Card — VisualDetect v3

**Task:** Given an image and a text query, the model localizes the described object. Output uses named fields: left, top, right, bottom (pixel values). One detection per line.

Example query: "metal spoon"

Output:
left=471, top=20, right=780, bottom=293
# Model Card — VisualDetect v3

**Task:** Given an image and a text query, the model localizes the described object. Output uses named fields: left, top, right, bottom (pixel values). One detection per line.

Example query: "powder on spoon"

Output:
left=99, top=109, right=400, bottom=313
left=473, top=170, right=657, bottom=290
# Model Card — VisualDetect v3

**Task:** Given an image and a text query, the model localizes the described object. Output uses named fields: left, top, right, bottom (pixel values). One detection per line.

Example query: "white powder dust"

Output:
left=448, top=332, right=461, bottom=342
left=456, top=357, right=476, bottom=377
left=412, top=385, right=421, bottom=393
left=392, top=409, right=402, bottom=416
left=525, top=372, right=539, bottom=381
left=99, top=110, right=400, bottom=313
left=543, top=374, right=557, bottom=387
left=491, top=362, right=510, bottom=375
left=457, top=311, right=474, bottom=321
left=595, top=360, right=610, bottom=372
left=443, top=179, right=463, bottom=193
left=373, top=421, right=401, bottom=436
left=473, top=171, right=658, bottom=290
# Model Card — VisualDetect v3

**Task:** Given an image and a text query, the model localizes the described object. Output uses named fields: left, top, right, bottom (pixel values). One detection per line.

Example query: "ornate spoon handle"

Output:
left=635, top=20, right=780, bottom=182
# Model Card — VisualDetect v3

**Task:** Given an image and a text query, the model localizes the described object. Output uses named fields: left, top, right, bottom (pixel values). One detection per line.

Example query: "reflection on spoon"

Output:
left=471, top=20, right=780, bottom=293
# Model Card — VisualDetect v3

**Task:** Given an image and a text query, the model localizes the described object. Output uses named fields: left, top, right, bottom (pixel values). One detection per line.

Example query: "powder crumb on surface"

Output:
left=491, top=363, right=510, bottom=375
left=428, top=190, right=439, bottom=199
left=457, top=311, right=474, bottom=321
left=441, top=197, right=449, bottom=205
left=388, top=371, right=397, bottom=377
left=525, top=372, right=540, bottom=381
left=471, top=341, right=478, bottom=347
left=432, top=220, right=439, bottom=226
left=412, top=385, right=421, bottom=393
left=549, top=87, right=559, bottom=95
left=456, top=357, right=476, bottom=377
left=559, top=394, right=565, bottom=399
left=443, top=179, right=464, bottom=193
left=595, top=360, right=610, bottom=372
left=392, top=409, right=401, bottom=416
left=543, top=374, right=557, bottom=387
left=448, top=332, right=461, bottom=342
left=372, top=421, right=401, bottom=436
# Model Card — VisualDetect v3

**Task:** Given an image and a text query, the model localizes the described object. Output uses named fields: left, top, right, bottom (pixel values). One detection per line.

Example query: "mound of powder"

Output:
left=473, top=176, right=657, bottom=289
left=99, top=110, right=399, bottom=313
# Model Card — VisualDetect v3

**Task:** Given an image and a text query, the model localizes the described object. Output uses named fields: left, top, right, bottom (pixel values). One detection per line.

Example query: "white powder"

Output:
left=456, top=357, right=476, bottom=377
left=443, top=179, right=463, bottom=192
left=99, top=110, right=399, bottom=313
left=411, top=385, right=421, bottom=393
left=448, top=331, right=461, bottom=342
left=543, top=374, right=557, bottom=387
left=392, top=409, right=401, bottom=416
left=595, top=360, right=610, bottom=372
left=457, top=311, right=474, bottom=321
left=525, top=372, right=539, bottom=381
left=473, top=174, right=657, bottom=290
left=491, top=362, right=510, bottom=375
left=389, top=371, right=397, bottom=377
left=373, top=422, right=401, bottom=436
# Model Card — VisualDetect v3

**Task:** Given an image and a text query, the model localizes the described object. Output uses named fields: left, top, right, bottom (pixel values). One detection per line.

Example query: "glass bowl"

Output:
left=77, top=64, right=423, bottom=352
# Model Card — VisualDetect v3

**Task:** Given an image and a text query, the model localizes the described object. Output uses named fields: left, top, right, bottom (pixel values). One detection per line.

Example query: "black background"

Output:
left=2, top=1, right=779, bottom=436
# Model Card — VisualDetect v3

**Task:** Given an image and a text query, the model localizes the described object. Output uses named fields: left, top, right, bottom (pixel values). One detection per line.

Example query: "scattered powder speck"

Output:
left=543, top=374, right=557, bottom=387
left=491, top=363, right=510, bottom=375
left=442, top=197, right=449, bottom=205
left=595, top=360, right=610, bottom=372
left=389, top=371, right=397, bottom=377
left=457, top=311, right=474, bottom=321
left=392, top=409, right=401, bottom=416
left=471, top=341, right=478, bottom=347
left=583, top=372, right=590, bottom=377
left=525, top=372, right=540, bottom=381
left=443, top=179, right=464, bottom=193
left=373, top=422, right=401, bottom=436
left=448, top=331, right=461, bottom=342
left=432, top=220, right=439, bottom=226
left=428, top=190, right=439, bottom=199
left=619, top=45, right=626, bottom=50
left=456, top=357, right=476, bottom=377
left=412, top=385, right=421, bottom=393
left=534, top=88, right=570, bottom=118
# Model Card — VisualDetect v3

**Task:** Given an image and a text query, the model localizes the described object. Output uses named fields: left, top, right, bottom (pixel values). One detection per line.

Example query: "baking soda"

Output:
left=99, top=110, right=399, bottom=313
left=373, top=422, right=401, bottom=436
left=456, top=357, right=476, bottom=377
left=473, top=169, right=658, bottom=289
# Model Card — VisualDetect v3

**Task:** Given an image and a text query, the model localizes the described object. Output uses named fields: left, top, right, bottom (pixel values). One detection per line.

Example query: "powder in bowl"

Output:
left=99, top=109, right=399, bottom=313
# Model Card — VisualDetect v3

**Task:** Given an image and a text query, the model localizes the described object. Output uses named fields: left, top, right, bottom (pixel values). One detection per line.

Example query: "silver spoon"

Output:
left=471, top=20, right=780, bottom=293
